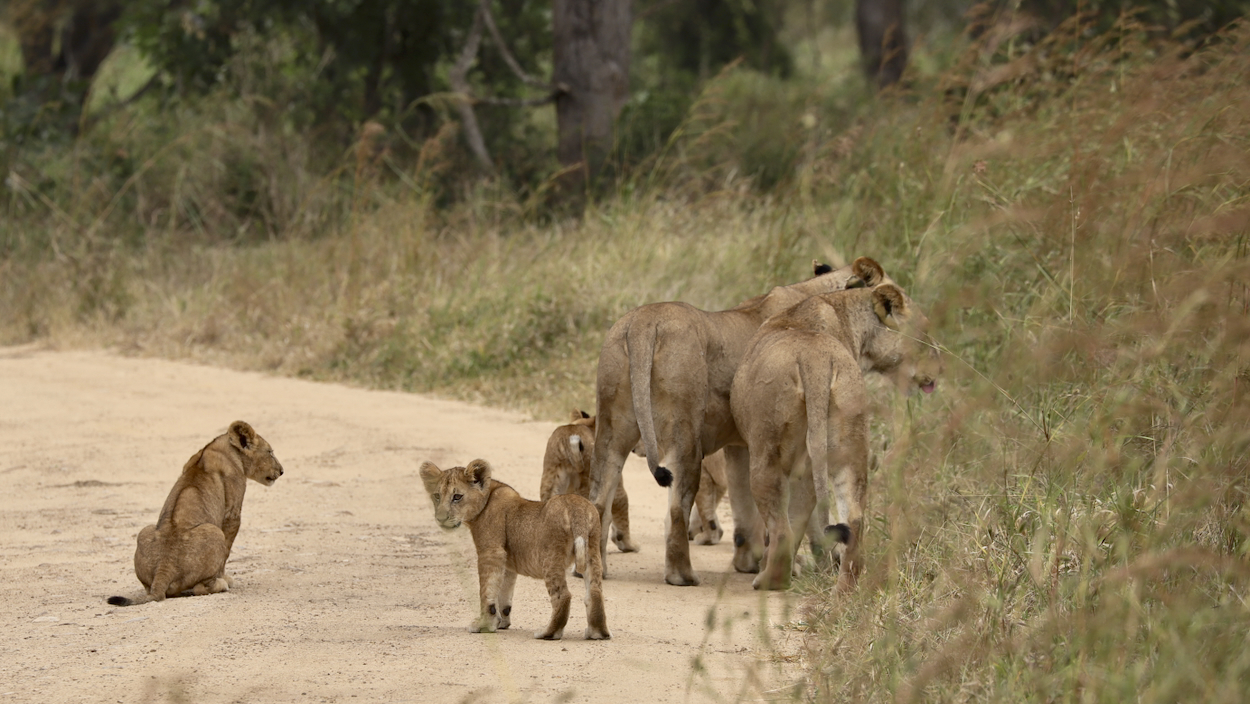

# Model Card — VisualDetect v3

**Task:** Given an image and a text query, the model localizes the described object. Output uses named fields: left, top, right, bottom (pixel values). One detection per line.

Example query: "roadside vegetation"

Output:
left=2, top=4, right=1249, bottom=702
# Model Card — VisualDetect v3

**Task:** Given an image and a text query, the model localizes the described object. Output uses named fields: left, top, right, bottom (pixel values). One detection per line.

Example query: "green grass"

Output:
left=2, top=15, right=1250, bottom=703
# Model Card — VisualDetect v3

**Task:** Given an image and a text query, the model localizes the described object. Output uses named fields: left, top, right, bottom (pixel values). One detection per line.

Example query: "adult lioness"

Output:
left=107, top=421, right=284, bottom=606
left=589, top=257, right=889, bottom=585
left=731, top=284, right=941, bottom=591
left=542, top=410, right=638, bottom=553
left=421, top=459, right=610, bottom=640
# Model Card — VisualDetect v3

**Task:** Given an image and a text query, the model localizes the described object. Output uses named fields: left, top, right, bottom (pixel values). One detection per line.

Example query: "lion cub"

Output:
left=542, top=410, right=638, bottom=553
left=108, top=421, right=284, bottom=606
left=420, top=459, right=610, bottom=640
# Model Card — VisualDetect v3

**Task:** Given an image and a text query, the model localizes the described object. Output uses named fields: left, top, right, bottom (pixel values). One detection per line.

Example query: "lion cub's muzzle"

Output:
left=262, top=462, right=285, bottom=486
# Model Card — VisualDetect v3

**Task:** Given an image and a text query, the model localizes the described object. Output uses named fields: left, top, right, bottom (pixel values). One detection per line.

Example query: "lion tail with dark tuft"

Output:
left=652, top=466, right=673, bottom=487
left=106, top=593, right=151, bottom=607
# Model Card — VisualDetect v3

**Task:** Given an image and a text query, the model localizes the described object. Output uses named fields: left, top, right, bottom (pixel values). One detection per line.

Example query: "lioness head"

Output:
left=230, top=420, right=284, bottom=486
left=419, top=459, right=492, bottom=530
left=865, top=285, right=942, bottom=395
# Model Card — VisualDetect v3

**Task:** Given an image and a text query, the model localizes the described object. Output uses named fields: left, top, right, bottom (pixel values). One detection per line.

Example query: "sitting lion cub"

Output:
left=107, top=421, right=284, bottom=606
left=420, top=459, right=610, bottom=640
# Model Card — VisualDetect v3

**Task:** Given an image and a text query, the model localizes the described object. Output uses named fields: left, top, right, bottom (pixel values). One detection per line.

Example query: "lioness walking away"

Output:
left=420, top=459, right=610, bottom=640
left=732, top=285, right=941, bottom=591
left=107, top=421, right=284, bottom=606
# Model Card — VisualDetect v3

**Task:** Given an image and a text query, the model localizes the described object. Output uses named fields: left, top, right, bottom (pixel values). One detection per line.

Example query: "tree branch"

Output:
left=449, top=7, right=494, bottom=174
left=479, top=0, right=567, bottom=94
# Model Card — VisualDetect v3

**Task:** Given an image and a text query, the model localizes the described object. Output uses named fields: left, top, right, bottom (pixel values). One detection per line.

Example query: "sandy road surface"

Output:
left=0, top=347, right=805, bottom=703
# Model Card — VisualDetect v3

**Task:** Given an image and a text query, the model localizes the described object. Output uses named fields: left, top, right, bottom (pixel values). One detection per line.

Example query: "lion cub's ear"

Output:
left=465, top=459, right=492, bottom=488
left=229, top=421, right=257, bottom=451
left=419, top=461, right=444, bottom=497
left=813, top=260, right=834, bottom=276
left=872, top=285, right=907, bottom=331
left=570, top=409, right=590, bottom=422
left=850, top=257, right=886, bottom=288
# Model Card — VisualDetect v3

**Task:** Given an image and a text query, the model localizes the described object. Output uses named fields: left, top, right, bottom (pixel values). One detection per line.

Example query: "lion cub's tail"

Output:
left=573, top=536, right=589, bottom=577
left=106, top=594, right=152, bottom=607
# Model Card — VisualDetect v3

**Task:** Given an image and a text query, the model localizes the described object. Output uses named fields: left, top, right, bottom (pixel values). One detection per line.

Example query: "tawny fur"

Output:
left=421, top=459, right=610, bottom=640
left=731, top=284, right=942, bottom=591
left=541, top=411, right=638, bottom=553
left=107, top=421, right=284, bottom=606
left=687, top=450, right=728, bottom=545
left=588, top=257, right=890, bottom=585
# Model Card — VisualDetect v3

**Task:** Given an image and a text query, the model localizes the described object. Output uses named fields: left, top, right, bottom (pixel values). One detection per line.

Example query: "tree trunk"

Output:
left=855, top=0, right=908, bottom=90
left=552, top=0, right=631, bottom=197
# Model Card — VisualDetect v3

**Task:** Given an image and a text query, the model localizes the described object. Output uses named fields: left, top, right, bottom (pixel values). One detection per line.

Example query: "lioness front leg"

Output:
left=471, top=548, right=508, bottom=633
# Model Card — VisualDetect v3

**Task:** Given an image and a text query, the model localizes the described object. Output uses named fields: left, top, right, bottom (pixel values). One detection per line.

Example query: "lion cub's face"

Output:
left=419, top=460, right=492, bottom=530
left=229, top=420, right=285, bottom=486
left=865, top=286, right=943, bottom=396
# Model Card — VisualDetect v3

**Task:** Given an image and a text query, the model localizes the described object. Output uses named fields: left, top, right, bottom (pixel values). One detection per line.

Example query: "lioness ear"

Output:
left=419, top=461, right=444, bottom=496
left=852, top=257, right=886, bottom=287
left=873, top=285, right=906, bottom=331
left=229, top=421, right=256, bottom=451
left=813, top=260, right=834, bottom=276
left=466, top=459, right=492, bottom=487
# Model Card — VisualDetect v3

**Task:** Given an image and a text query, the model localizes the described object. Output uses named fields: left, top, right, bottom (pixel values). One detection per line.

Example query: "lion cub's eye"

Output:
left=432, top=494, right=440, bottom=503
left=452, top=493, right=463, bottom=503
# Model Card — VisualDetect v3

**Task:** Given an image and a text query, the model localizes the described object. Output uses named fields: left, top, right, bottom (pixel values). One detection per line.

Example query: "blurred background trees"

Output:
left=2, top=0, right=1248, bottom=213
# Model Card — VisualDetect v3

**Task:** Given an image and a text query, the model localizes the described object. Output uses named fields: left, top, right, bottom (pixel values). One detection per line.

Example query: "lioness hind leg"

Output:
left=662, top=452, right=701, bottom=586
left=536, top=558, right=572, bottom=640
left=785, top=472, right=819, bottom=579
left=751, top=457, right=795, bottom=591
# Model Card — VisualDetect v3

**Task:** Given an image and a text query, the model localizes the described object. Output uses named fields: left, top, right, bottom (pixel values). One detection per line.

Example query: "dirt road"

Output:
left=0, top=346, right=804, bottom=703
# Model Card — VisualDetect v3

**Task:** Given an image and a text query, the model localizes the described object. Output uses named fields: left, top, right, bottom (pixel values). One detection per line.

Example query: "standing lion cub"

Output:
left=420, top=459, right=610, bottom=640
left=107, top=421, right=284, bottom=606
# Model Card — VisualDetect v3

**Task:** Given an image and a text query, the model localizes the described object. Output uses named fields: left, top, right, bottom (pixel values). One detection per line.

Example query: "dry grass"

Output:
left=2, top=13, right=1249, bottom=703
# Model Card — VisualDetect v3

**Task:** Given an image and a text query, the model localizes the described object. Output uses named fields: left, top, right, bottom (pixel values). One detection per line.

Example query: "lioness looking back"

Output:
left=107, top=421, right=284, bottom=606
left=420, top=459, right=610, bottom=640
left=732, top=284, right=941, bottom=591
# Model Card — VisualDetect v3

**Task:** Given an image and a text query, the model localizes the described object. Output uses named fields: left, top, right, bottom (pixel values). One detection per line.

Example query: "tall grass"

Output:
left=2, top=12, right=1249, bottom=701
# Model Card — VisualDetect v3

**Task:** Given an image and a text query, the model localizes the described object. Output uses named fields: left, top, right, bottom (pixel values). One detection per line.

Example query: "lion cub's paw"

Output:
left=533, top=628, right=565, bottom=640
left=469, top=618, right=498, bottom=634
left=584, top=627, right=611, bottom=640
